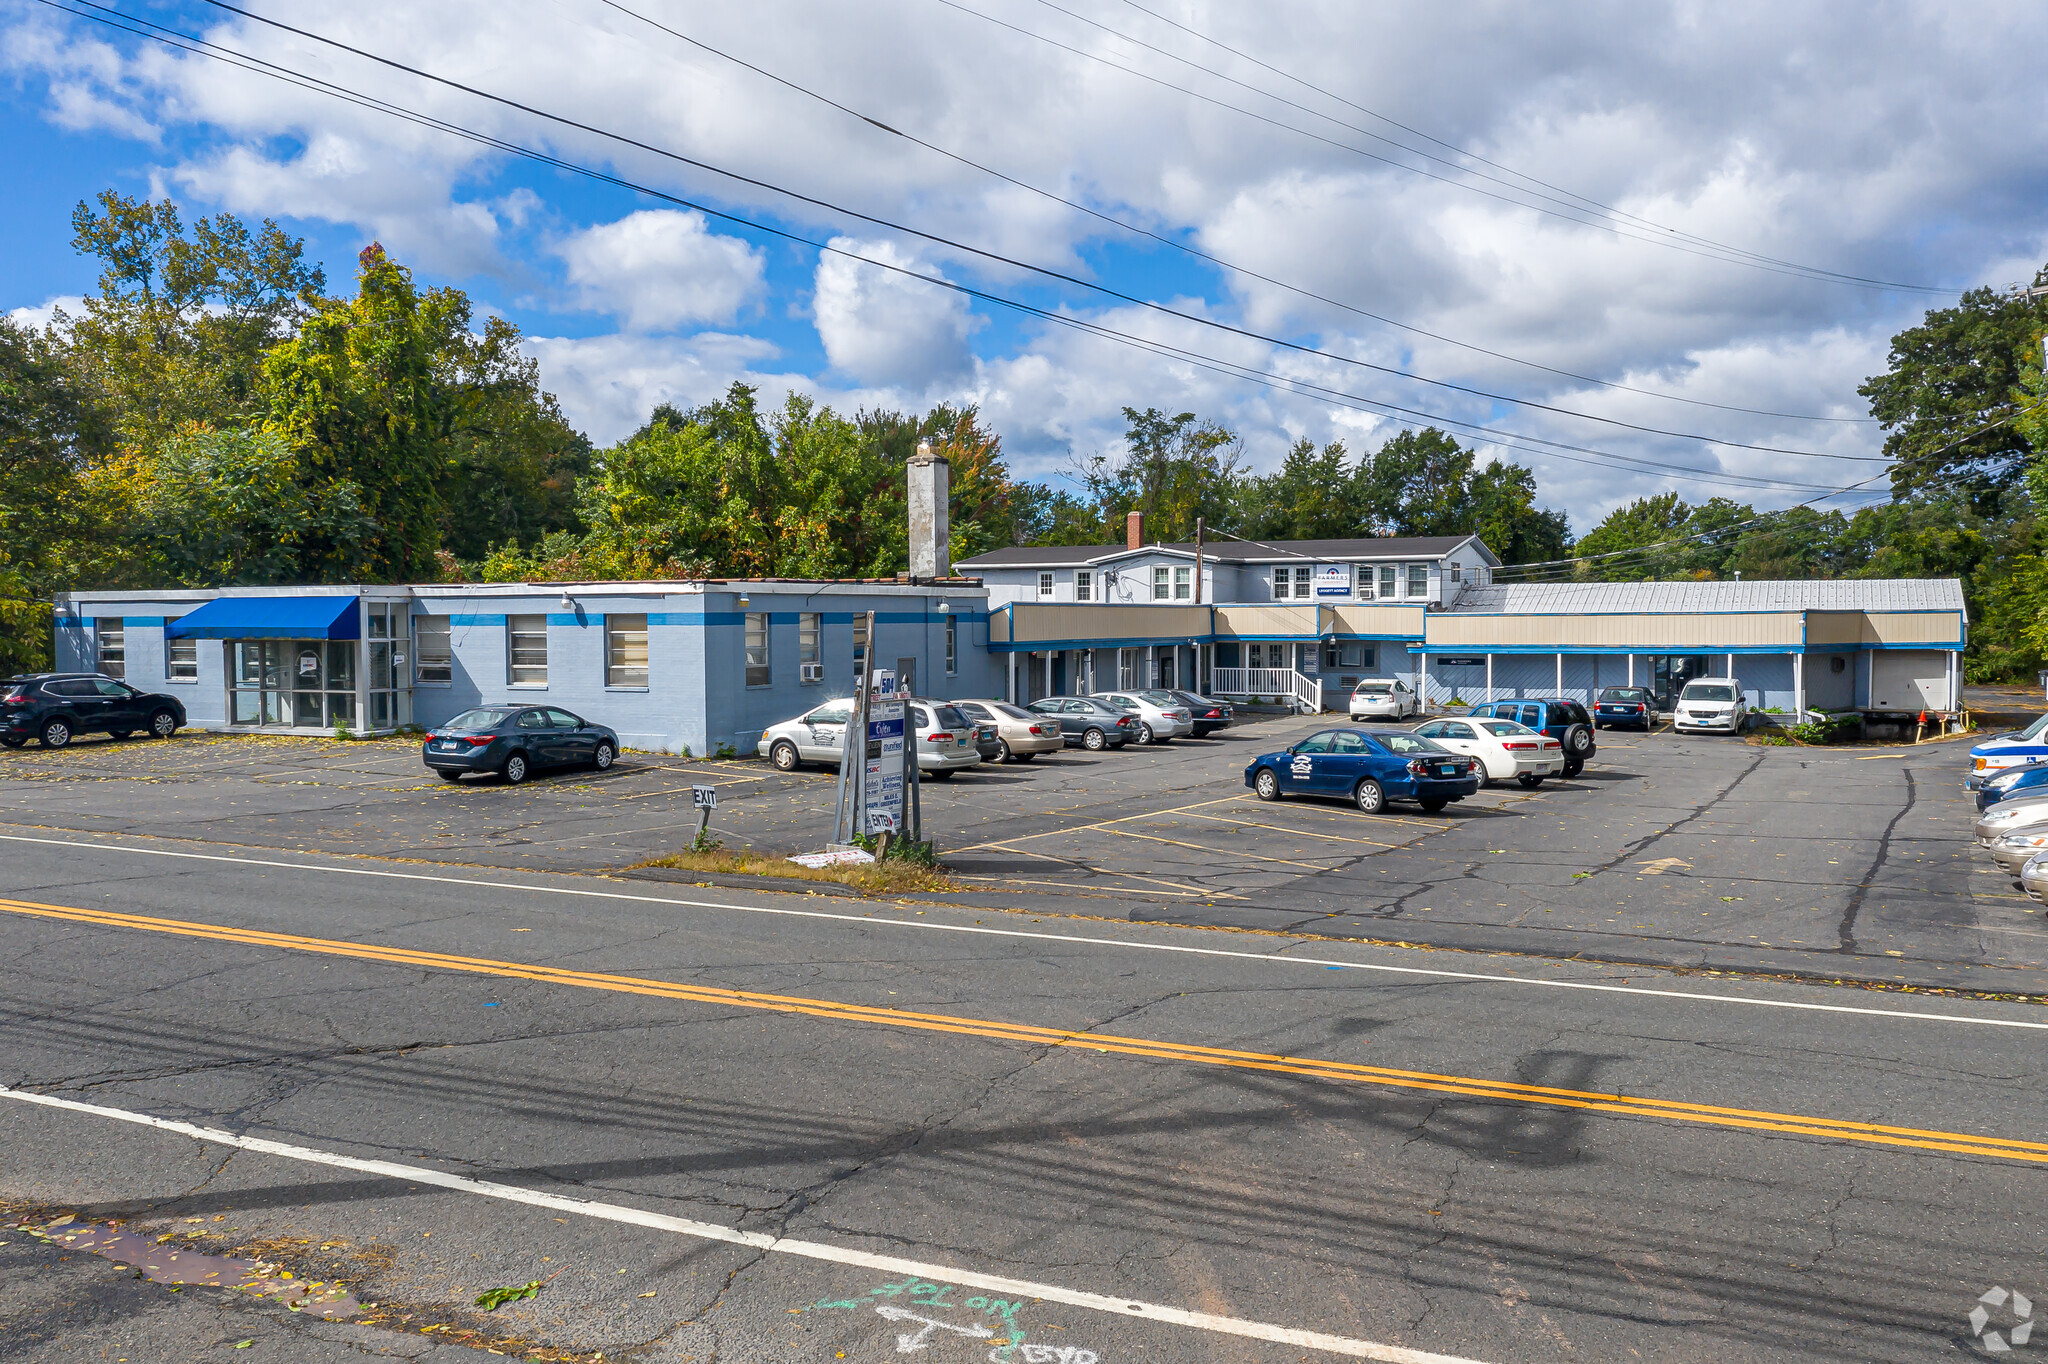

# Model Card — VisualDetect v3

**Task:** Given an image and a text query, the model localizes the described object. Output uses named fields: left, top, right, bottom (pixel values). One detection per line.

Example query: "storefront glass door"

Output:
left=1649, top=655, right=1713, bottom=711
left=229, top=640, right=358, bottom=728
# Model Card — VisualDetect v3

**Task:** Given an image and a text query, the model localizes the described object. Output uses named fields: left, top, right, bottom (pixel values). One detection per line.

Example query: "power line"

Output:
left=173, top=0, right=1890, bottom=465
left=936, top=0, right=1952, bottom=295
left=41, top=0, right=1880, bottom=502
left=1102, top=0, right=1946, bottom=295
left=583, top=0, right=1872, bottom=425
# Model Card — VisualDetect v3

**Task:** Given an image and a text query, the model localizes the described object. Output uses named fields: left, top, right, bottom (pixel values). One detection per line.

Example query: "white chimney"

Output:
left=908, top=440, right=951, bottom=579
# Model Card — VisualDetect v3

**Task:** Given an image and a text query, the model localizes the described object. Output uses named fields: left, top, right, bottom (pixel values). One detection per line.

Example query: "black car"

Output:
left=422, top=705, right=619, bottom=784
left=1594, top=686, right=1656, bottom=730
left=1026, top=696, right=1138, bottom=750
left=1, top=673, right=186, bottom=749
left=1467, top=697, right=1596, bottom=777
left=1169, top=690, right=1234, bottom=737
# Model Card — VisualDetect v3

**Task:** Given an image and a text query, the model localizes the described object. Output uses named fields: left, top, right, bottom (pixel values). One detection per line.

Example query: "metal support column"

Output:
left=1485, top=653, right=1493, bottom=703
left=1556, top=652, right=1564, bottom=696
left=1793, top=651, right=1806, bottom=723
left=1007, top=652, right=1016, bottom=704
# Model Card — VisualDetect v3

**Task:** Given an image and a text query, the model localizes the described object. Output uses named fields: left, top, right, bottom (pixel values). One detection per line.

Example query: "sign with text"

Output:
left=863, top=698, right=905, bottom=834
left=1314, top=564, right=1352, bottom=596
left=690, top=785, right=718, bottom=810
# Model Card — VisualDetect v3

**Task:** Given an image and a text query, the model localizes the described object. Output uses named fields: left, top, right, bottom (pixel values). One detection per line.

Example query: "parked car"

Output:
left=1347, top=678, right=1422, bottom=721
left=1026, top=696, right=1138, bottom=750
left=1466, top=698, right=1596, bottom=776
left=1412, top=716, right=1563, bottom=788
left=759, top=697, right=982, bottom=775
left=1987, top=828, right=2048, bottom=875
left=1671, top=678, right=1750, bottom=735
left=0, top=673, right=185, bottom=749
left=1968, top=712, right=2048, bottom=789
left=1245, top=727, right=1478, bottom=814
left=1094, top=690, right=1194, bottom=744
left=1168, top=690, right=1234, bottom=736
left=1973, top=794, right=2048, bottom=846
left=423, top=705, right=618, bottom=784
left=1594, top=686, right=1656, bottom=730
left=2024, top=852, right=2048, bottom=906
left=1976, top=760, right=2048, bottom=813
left=950, top=699, right=1063, bottom=763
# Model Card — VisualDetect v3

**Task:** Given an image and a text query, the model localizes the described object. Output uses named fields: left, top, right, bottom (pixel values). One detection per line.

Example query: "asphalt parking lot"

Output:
left=1, top=714, right=2041, bottom=995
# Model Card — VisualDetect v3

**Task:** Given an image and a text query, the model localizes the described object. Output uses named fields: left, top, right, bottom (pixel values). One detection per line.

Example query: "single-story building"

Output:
left=52, top=578, right=993, bottom=756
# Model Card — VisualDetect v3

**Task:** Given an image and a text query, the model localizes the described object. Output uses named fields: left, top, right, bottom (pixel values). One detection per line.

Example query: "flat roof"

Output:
left=1447, top=579, right=1967, bottom=614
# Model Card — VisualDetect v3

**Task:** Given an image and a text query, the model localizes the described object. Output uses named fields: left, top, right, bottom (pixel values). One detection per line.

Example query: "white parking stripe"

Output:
left=0, top=831, right=2042, bottom=1031
left=0, top=1087, right=1487, bottom=1364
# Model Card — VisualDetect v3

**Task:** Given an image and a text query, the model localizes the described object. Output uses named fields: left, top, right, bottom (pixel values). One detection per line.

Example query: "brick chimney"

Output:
left=908, top=440, right=951, bottom=579
left=1126, top=510, right=1143, bottom=550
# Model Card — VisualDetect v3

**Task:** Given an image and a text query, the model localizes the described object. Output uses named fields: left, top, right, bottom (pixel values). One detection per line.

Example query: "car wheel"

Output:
left=107, top=730, right=132, bottom=740
left=593, top=741, right=616, bottom=771
left=996, top=738, right=1012, bottom=763
left=1518, top=773, right=1544, bottom=788
left=1567, top=725, right=1593, bottom=755
left=1353, top=778, right=1386, bottom=813
left=1137, top=723, right=1155, bottom=745
left=39, top=720, right=70, bottom=749
left=437, top=770, right=464, bottom=783
left=1018, top=752, right=1036, bottom=762
left=1475, top=765, right=1493, bottom=788
left=770, top=740, right=800, bottom=772
left=1253, top=767, right=1280, bottom=800
left=929, top=769, right=956, bottom=780
left=502, top=752, right=530, bottom=784
left=1082, top=728, right=1106, bottom=751
left=1419, top=797, right=1448, bottom=814
left=1563, top=757, right=1584, bottom=778
left=148, top=708, right=178, bottom=739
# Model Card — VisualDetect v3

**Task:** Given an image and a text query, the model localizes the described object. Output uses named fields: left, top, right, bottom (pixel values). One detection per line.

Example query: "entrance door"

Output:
left=1158, top=651, right=1176, bottom=689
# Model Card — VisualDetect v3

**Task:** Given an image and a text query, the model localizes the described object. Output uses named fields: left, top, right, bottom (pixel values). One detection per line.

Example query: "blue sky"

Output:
left=8, top=0, right=2048, bottom=528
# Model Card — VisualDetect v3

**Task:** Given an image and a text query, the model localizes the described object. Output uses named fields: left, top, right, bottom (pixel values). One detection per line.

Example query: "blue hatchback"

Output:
left=1977, top=760, right=2048, bottom=812
left=1245, top=726, right=1479, bottom=814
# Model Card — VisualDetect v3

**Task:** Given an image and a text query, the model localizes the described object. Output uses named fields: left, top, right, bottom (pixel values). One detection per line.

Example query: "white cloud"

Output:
left=813, top=236, right=980, bottom=388
left=556, top=210, right=766, bottom=332
left=9, top=296, right=86, bottom=333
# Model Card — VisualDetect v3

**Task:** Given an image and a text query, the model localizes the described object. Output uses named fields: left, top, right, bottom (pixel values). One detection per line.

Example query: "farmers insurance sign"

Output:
left=1314, top=564, right=1352, bottom=596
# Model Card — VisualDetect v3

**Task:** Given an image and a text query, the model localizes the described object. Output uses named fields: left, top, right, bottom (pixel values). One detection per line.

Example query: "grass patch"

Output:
left=631, top=846, right=956, bottom=894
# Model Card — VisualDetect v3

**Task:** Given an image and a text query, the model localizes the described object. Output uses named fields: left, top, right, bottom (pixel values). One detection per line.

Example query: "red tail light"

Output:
left=928, top=732, right=952, bottom=742
left=464, top=735, right=494, bottom=747
left=1503, top=740, right=1537, bottom=751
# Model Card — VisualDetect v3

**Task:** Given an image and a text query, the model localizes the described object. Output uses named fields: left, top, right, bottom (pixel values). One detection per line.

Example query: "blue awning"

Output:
left=165, top=595, right=361, bottom=640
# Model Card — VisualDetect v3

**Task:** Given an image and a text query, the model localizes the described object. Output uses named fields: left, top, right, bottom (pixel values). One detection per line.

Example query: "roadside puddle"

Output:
left=12, top=1214, right=362, bottom=1319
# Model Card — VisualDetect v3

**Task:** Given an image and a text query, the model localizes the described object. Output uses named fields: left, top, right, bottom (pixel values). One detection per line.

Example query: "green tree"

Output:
left=1356, top=427, right=1475, bottom=535
left=438, top=317, right=592, bottom=564
left=1071, top=408, right=1245, bottom=542
left=1238, top=439, right=1367, bottom=541
left=1467, top=460, right=1571, bottom=565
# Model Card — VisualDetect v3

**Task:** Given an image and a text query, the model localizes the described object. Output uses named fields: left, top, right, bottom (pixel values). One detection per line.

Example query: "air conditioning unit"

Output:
left=800, top=662, right=824, bottom=683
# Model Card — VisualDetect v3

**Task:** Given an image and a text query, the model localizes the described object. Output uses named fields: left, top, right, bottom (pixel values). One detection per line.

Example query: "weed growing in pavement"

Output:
left=331, top=720, right=354, bottom=742
left=633, top=847, right=953, bottom=894
left=690, top=825, right=723, bottom=854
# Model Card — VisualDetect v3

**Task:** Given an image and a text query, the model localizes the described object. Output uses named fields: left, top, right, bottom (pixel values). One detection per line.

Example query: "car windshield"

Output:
left=1139, top=691, right=1179, bottom=705
left=1600, top=688, right=1651, bottom=703
left=446, top=707, right=519, bottom=730
left=993, top=703, right=1034, bottom=720
left=1480, top=720, right=1534, bottom=736
left=2016, top=713, right=2048, bottom=741
left=1682, top=683, right=1737, bottom=702
left=1378, top=733, right=1449, bottom=755
left=1103, top=696, right=1139, bottom=710
left=1354, top=684, right=1391, bottom=695
left=932, top=705, right=969, bottom=729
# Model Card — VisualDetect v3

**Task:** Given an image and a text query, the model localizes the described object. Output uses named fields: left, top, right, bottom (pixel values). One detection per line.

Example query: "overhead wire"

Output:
left=41, top=0, right=1884, bottom=502
left=935, top=0, right=1950, bottom=295
left=171, top=0, right=1891, bottom=466
left=583, top=0, right=1871, bottom=425
left=1098, top=0, right=1948, bottom=295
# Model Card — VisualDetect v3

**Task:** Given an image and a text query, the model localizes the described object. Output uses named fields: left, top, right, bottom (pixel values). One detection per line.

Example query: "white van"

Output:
left=1674, top=678, right=1749, bottom=734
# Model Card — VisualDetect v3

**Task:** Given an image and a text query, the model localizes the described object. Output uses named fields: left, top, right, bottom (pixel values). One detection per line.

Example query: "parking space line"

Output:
left=1095, top=826, right=1338, bottom=869
left=962, top=842, right=1243, bottom=899
left=1170, top=810, right=1402, bottom=848
left=950, top=797, right=1249, bottom=852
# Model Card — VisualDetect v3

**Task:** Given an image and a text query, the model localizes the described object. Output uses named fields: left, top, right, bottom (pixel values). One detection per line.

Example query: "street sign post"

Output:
left=690, top=784, right=717, bottom=848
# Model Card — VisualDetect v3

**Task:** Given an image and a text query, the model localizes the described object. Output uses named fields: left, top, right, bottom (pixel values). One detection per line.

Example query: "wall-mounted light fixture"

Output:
left=558, top=591, right=574, bottom=611
left=935, top=600, right=951, bottom=614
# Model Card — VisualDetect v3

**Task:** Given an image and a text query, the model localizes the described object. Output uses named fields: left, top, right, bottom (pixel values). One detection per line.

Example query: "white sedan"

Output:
left=1348, top=679, right=1421, bottom=721
left=1412, top=716, right=1563, bottom=788
left=1094, top=691, right=1194, bottom=744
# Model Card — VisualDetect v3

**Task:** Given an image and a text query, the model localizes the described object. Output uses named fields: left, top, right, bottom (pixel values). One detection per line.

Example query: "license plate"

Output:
left=1436, top=765, right=1456, bottom=777
left=432, top=740, right=457, bottom=751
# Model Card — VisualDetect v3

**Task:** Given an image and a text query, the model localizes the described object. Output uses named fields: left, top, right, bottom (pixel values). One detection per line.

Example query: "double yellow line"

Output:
left=6, top=894, right=2044, bottom=1166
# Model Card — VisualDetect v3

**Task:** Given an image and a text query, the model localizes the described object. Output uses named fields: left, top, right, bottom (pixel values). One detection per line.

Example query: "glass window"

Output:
left=744, top=612, right=770, bottom=687
left=1174, top=565, right=1190, bottom=599
left=1038, top=571, right=1055, bottom=597
left=449, top=707, right=520, bottom=729
left=1294, top=731, right=1335, bottom=753
left=508, top=614, right=547, bottom=686
left=1330, top=732, right=1367, bottom=754
left=607, top=613, right=649, bottom=687
left=1378, top=732, right=1448, bottom=755
left=1294, top=566, right=1312, bottom=597
left=166, top=630, right=197, bottom=681
left=95, top=619, right=124, bottom=678
left=1152, top=566, right=1169, bottom=600
left=1407, top=563, right=1429, bottom=596
left=516, top=709, right=550, bottom=729
left=799, top=612, right=821, bottom=668
left=415, top=616, right=452, bottom=684
left=326, top=641, right=355, bottom=690
left=945, top=619, right=957, bottom=675
left=547, top=709, right=582, bottom=729
left=1075, top=570, right=1092, bottom=601
left=1273, top=569, right=1290, bottom=599
left=1355, top=565, right=1373, bottom=598
left=1450, top=561, right=1462, bottom=583
left=1379, top=564, right=1397, bottom=597
left=852, top=614, right=868, bottom=679
left=806, top=702, right=852, bottom=725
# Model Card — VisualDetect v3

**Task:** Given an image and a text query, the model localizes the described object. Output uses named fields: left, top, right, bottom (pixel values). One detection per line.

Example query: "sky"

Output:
left=6, top=0, right=2048, bottom=535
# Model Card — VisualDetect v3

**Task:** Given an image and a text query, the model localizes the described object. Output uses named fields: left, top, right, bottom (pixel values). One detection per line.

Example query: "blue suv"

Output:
left=1466, top=698, right=1595, bottom=777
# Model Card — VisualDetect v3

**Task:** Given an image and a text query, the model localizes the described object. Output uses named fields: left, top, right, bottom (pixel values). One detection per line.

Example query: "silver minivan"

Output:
left=758, top=697, right=981, bottom=776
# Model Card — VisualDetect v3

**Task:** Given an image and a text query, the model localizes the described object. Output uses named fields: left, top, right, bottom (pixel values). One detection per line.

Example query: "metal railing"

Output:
left=1212, top=667, right=1322, bottom=713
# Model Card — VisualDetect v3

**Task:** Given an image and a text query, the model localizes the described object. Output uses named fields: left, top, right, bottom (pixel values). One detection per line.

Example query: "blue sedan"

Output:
left=1245, top=727, right=1479, bottom=814
left=1976, top=760, right=2048, bottom=812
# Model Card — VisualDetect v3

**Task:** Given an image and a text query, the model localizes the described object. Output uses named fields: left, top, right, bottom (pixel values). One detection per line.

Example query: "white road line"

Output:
left=1, top=831, right=2043, bottom=1031
left=0, top=1087, right=1486, bottom=1364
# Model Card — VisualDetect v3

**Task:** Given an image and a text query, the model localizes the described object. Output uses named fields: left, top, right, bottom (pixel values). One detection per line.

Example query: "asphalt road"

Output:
left=3, top=833, right=2046, bottom=1362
